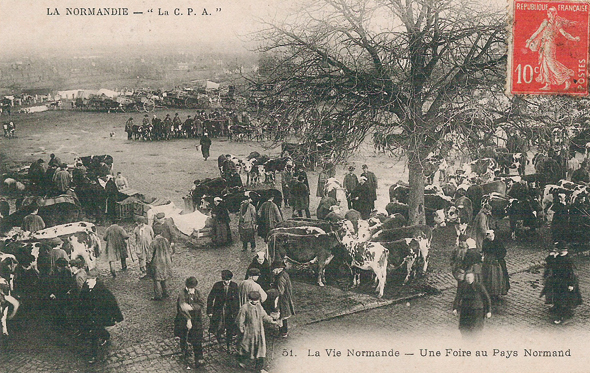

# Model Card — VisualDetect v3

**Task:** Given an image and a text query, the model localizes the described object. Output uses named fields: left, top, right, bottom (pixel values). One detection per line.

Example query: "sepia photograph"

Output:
left=1, top=0, right=590, bottom=372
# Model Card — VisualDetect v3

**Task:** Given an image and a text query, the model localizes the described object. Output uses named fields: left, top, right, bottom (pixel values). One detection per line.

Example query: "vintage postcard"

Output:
left=2, top=0, right=590, bottom=372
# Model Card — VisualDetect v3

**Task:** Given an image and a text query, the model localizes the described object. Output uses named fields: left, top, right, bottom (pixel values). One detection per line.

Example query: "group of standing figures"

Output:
left=451, top=227, right=583, bottom=337
left=170, top=261, right=294, bottom=372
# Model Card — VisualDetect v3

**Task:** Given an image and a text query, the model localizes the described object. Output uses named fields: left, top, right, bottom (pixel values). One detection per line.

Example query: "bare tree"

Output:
left=252, top=0, right=506, bottom=224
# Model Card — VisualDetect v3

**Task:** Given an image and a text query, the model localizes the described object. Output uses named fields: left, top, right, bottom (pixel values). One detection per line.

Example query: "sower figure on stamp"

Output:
left=526, top=7, right=580, bottom=91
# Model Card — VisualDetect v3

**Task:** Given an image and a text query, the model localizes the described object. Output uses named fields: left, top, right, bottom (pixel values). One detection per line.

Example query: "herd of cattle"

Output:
left=0, top=222, right=101, bottom=340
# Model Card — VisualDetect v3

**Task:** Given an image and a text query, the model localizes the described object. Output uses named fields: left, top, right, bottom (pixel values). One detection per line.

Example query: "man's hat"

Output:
left=271, top=261, right=286, bottom=270
left=221, top=270, right=233, bottom=280
left=155, top=212, right=165, bottom=219
left=248, top=267, right=261, bottom=277
left=362, top=164, right=368, bottom=169
left=248, top=291, right=261, bottom=301
left=186, top=276, right=198, bottom=288
left=348, top=165, right=355, bottom=171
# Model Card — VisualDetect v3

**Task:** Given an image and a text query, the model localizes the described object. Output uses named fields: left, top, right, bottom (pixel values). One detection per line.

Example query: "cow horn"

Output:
left=4, top=295, right=19, bottom=320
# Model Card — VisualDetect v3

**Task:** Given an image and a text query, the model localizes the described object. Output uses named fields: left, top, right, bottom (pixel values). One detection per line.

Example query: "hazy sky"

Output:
left=0, top=0, right=507, bottom=58
left=0, top=0, right=297, bottom=57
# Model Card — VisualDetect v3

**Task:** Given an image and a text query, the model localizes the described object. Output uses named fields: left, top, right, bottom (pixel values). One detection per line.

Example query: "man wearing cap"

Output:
left=114, top=172, right=129, bottom=191
left=471, top=203, right=491, bottom=250
left=343, top=165, right=358, bottom=209
left=239, top=268, right=267, bottom=307
left=103, top=223, right=130, bottom=277
left=152, top=212, right=174, bottom=252
left=22, top=207, right=45, bottom=233
left=235, top=290, right=278, bottom=373
left=174, top=277, right=205, bottom=367
left=147, top=234, right=173, bottom=300
left=211, top=197, right=232, bottom=247
left=239, top=198, right=258, bottom=252
left=290, top=175, right=311, bottom=218
left=316, top=162, right=336, bottom=198
left=246, top=252, right=272, bottom=291
left=134, top=216, right=154, bottom=279
left=207, top=270, right=240, bottom=351
left=271, top=261, right=295, bottom=338
left=199, top=133, right=211, bottom=160
left=48, top=153, right=62, bottom=168
left=281, top=164, right=294, bottom=207
left=257, top=195, right=283, bottom=241
left=52, top=163, right=71, bottom=194
left=350, top=176, right=373, bottom=219
left=125, top=117, right=134, bottom=140
left=361, top=164, right=378, bottom=210
left=28, top=158, right=46, bottom=191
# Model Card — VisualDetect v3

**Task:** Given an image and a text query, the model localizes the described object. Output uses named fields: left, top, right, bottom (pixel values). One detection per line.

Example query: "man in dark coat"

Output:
left=272, top=261, right=295, bottom=338
left=207, top=270, right=240, bottom=351
left=103, top=223, right=129, bottom=277
left=452, top=272, right=491, bottom=338
left=257, top=196, right=283, bottom=241
left=22, top=208, right=45, bottom=233
left=28, top=159, right=46, bottom=191
left=199, top=133, right=212, bottom=160
left=78, top=278, right=124, bottom=364
left=343, top=165, right=358, bottom=209
left=350, top=176, right=373, bottom=219
left=246, top=252, right=272, bottom=291
left=361, top=164, right=378, bottom=210
left=174, top=277, right=205, bottom=368
left=290, top=175, right=311, bottom=218
left=104, top=176, right=119, bottom=223
left=152, top=212, right=175, bottom=251
left=211, top=197, right=232, bottom=246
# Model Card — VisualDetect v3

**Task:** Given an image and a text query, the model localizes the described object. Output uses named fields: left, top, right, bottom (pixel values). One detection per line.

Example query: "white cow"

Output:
left=339, top=221, right=389, bottom=298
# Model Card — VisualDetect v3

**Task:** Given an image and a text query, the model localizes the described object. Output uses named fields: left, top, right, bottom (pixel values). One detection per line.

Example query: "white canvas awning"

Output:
left=206, top=81, right=220, bottom=90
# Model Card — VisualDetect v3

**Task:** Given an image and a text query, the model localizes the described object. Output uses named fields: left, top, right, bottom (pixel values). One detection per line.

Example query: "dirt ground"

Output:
left=0, top=109, right=553, bottom=354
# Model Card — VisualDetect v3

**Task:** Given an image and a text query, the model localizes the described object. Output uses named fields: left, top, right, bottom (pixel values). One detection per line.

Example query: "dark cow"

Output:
left=424, top=193, right=452, bottom=211
left=466, top=158, right=498, bottom=177
left=377, top=213, right=407, bottom=230
left=481, top=180, right=507, bottom=196
left=384, top=202, right=446, bottom=228
left=371, top=225, right=433, bottom=245
left=446, top=196, right=473, bottom=245
left=496, top=151, right=527, bottom=176
left=275, top=219, right=340, bottom=233
left=191, top=178, right=228, bottom=208
left=381, top=237, right=430, bottom=282
left=389, top=182, right=410, bottom=204
left=267, top=231, right=342, bottom=287
left=466, top=184, right=484, bottom=216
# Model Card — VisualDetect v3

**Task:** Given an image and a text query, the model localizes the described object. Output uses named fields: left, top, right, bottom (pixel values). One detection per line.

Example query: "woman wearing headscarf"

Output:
left=481, top=230, right=510, bottom=302
left=211, top=197, right=232, bottom=246
left=452, top=272, right=491, bottom=338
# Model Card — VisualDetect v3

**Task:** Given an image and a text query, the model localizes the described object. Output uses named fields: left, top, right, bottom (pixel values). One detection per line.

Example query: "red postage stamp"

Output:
left=509, top=0, right=590, bottom=95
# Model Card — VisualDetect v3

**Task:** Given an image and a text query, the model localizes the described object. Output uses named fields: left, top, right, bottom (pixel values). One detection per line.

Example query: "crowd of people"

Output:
left=124, top=110, right=247, bottom=141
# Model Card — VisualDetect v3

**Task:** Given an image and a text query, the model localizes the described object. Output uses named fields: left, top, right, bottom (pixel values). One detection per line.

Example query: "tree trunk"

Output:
left=407, top=149, right=426, bottom=226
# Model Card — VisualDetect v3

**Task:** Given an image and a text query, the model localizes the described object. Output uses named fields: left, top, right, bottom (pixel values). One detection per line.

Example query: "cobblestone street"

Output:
left=2, top=229, right=590, bottom=373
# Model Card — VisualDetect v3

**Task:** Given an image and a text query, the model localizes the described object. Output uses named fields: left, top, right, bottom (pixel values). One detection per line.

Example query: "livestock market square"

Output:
left=4, top=0, right=590, bottom=372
